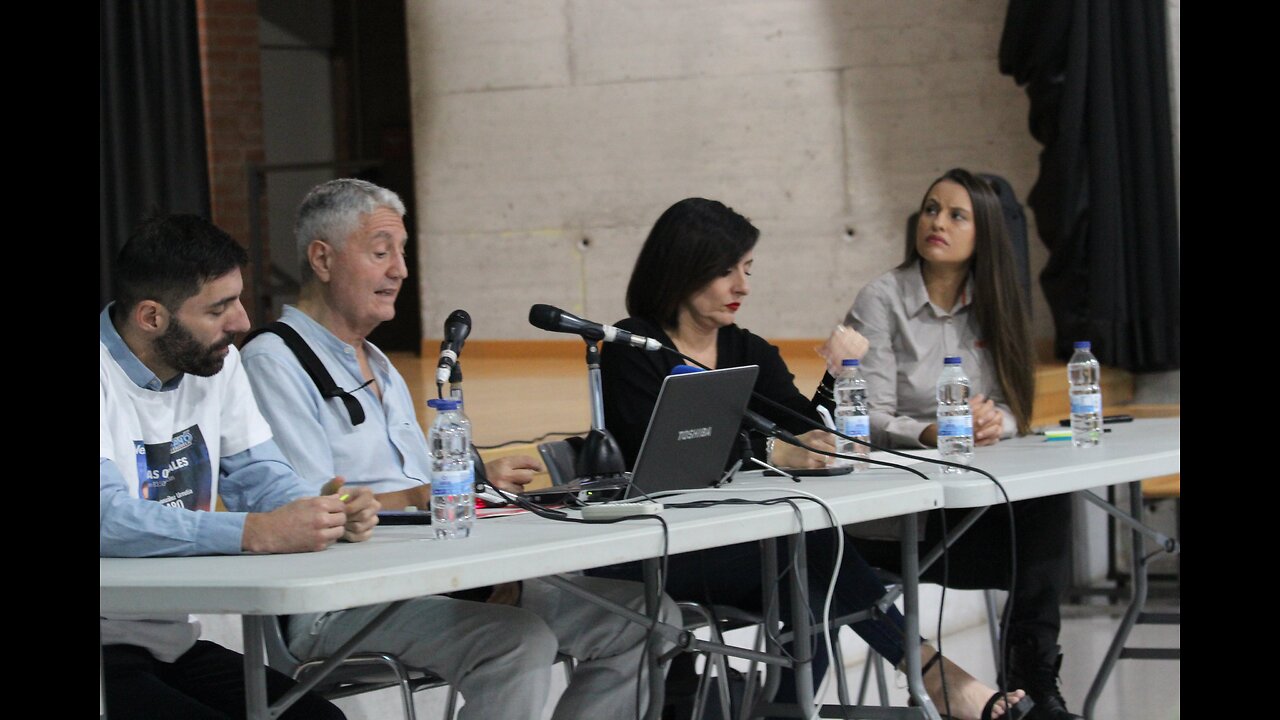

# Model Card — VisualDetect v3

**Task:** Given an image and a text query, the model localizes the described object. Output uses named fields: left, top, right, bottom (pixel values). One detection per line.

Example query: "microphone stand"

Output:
left=448, top=360, right=492, bottom=488
left=448, top=362, right=464, bottom=404
left=715, top=430, right=755, bottom=486
left=574, top=340, right=627, bottom=483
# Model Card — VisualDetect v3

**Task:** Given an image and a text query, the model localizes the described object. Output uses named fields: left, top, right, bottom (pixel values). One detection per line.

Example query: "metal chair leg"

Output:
left=691, top=657, right=713, bottom=720
left=856, top=648, right=873, bottom=705
left=676, top=602, right=740, bottom=720
left=706, top=612, right=735, bottom=720
left=984, top=588, right=1003, bottom=674
left=736, top=622, right=766, bottom=720
left=854, top=647, right=891, bottom=708
left=830, top=627, right=852, bottom=709
left=388, top=661, right=418, bottom=720
left=873, top=650, right=889, bottom=706
left=444, top=685, right=458, bottom=719
left=688, top=648, right=722, bottom=720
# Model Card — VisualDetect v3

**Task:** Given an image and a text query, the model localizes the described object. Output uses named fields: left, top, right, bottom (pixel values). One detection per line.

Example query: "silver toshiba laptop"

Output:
left=623, top=365, right=759, bottom=498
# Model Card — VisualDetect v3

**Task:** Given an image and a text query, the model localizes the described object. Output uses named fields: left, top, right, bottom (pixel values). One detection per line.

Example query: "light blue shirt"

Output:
left=99, top=305, right=311, bottom=557
left=240, top=305, right=432, bottom=495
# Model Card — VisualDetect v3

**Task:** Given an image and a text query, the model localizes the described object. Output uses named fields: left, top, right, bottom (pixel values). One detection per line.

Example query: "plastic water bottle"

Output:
left=936, top=356, right=973, bottom=473
left=427, top=398, right=474, bottom=539
left=1068, top=341, right=1103, bottom=447
left=832, top=359, right=870, bottom=471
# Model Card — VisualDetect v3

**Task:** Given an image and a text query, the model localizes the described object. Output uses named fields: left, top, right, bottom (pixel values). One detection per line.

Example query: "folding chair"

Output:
left=262, top=613, right=452, bottom=720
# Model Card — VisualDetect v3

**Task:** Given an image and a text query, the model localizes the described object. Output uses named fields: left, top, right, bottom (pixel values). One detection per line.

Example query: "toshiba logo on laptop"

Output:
left=676, top=427, right=712, bottom=441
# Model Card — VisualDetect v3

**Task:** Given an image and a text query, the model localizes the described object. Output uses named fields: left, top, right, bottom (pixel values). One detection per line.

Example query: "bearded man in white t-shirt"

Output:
left=100, top=212, right=379, bottom=719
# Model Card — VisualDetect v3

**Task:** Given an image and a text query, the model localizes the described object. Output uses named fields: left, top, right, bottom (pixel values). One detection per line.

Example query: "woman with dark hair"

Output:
left=824, top=168, right=1034, bottom=449
left=822, top=170, right=1080, bottom=720
left=602, top=197, right=837, bottom=469
left=595, top=197, right=1030, bottom=720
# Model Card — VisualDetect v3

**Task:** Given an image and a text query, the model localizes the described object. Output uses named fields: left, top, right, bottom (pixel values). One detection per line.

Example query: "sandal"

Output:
left=979, top=691, right=1035, bottom=720
left=916, top=651, right=1036, bottom=720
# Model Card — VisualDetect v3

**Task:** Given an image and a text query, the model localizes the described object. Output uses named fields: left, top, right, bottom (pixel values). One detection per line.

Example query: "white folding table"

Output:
left=889, top=417, right=1181, bottom=720
left=102, top=473, right=946, bottom=720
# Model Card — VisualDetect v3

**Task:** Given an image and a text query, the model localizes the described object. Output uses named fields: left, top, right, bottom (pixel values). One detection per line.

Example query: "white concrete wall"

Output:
left=405, top=0, right=1047, bottom=342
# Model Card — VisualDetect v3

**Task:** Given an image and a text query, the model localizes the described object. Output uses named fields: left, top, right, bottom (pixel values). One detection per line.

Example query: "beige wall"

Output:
left=406, top=0, right=1047, bottom=342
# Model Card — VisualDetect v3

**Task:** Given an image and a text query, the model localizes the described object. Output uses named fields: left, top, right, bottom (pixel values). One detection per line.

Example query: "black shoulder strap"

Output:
left=244, top=322, right=367, bottom=426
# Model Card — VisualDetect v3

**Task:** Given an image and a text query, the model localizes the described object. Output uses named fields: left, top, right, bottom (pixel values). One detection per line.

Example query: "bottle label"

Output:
left=432, top=466, right=474, bottom=496
left=840, top=415, right=870, bottom=437
left=937, top=415, right=973, bottom=438
left=1070, top=393, right=1102, bottom=415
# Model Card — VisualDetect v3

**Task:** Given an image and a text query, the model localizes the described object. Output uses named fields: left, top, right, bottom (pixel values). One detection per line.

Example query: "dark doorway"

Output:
left=258, top=0, right=421, bottom=353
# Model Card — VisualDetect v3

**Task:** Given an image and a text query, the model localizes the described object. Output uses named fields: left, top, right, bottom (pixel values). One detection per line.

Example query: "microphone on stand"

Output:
left=436, top=309, right=471, bottom=386
left=527, top=304, right=629, bottom=485
left=528, top=304, right=663, bottom=351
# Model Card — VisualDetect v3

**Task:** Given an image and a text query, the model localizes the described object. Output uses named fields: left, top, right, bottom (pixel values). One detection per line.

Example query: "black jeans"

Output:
left=102, top=640, right=346, bottom=720
left=850, top=495, right=1073, bottom=651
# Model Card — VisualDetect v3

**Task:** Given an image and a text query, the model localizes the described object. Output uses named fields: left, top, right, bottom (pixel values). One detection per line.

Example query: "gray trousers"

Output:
left=287, top=575, right=679, bottom=720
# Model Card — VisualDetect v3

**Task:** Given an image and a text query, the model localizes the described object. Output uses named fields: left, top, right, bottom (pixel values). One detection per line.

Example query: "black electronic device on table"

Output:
left=377, top=510, right=432, bottom=525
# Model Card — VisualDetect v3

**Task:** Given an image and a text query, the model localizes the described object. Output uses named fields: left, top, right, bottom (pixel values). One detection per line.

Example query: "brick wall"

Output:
left=196, top=0, right=267, bottom=308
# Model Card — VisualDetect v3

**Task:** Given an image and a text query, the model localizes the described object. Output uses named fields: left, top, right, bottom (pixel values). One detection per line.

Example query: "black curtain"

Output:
left=1000, top=0, right=1179, bottom=372
left=100, top=0, right=211, bottom=309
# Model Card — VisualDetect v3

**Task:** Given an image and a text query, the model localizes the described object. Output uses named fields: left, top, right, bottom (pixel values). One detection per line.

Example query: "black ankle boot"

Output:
left=1004, top=639, right=1083, bottom=720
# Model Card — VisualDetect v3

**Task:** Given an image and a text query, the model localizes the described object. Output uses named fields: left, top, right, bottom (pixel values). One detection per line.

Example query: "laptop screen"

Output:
left=625, top=365, right=759, bottom=498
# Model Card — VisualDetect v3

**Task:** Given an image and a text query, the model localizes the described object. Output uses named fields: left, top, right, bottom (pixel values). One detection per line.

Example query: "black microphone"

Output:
left=527, top=304, right=663, bottom=351
left=741, top=408, right=800, bottom=445
left=436, top=309, right=472, bottom=385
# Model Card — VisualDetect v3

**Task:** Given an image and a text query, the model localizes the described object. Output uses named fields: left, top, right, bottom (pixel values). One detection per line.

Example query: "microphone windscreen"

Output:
left=528, top=304, right=562, bottom=332
left=446, top=308, right=471, bottom=327
left=444, top=309, right=472, bottom=343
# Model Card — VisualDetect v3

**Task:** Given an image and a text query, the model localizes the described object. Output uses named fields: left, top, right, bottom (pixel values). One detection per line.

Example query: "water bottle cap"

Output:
left=1073, top=341, right=1091, bottom=350
left=943, top=356, right=962, bottom=365
left=427, top=398, right=461, bottom=411
left=841, top=358, right=860, bottom=367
